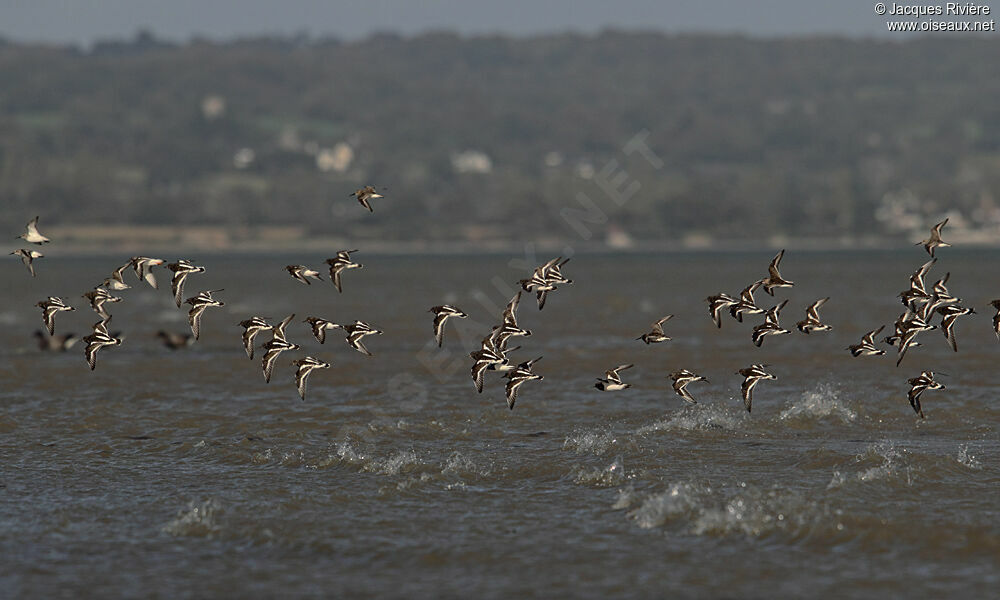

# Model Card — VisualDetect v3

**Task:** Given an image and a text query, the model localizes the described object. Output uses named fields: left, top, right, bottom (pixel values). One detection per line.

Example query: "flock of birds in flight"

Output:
left=9, top=206, right=993, bottom=418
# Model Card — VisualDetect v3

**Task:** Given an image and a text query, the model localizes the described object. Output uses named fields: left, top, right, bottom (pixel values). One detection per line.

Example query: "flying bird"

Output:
left=796, top=298, right=832, bottom=334
left=668, top=370, right=708, bottom=405
left=129, top=256, right=166, bottom=289
left=429, top=305, right=468, bottom=347
left=595, top=364, right=633, bottom=391
left=37, top=296, right=74, bottom=336
left=325, top=250, right=363, bottom=293
left=304, top=316, right=341, bottom=344
left=751, top=299, right=790, bottom=347
left=503, top=356, right=543, bottom=410
left=637, top=315, right=673, bottom=344
left=184, top=290, right=225, bottom=340
left=292, top=356, right=331, bottom=400
left=17, top=216, right=50, bottom=244
left=762, top=249, right=794, bottom=296
left=167, top=260, right=206, bottom=307
left=736, top=364, right=775, bottom=413
left=848, top=326, right=886, bottom=357
left=350, top=185, right=385, bottom=212
left=917, top=218, right=950, bottom=257
left=706, top=293, right=738, bottom=328
left=10, top=249, right=43, bottom=277
left=238, top=316, right=272, bottom=360
left=906, top=371, right=944, bottom=419
left=343, top=320, right=383, bottom=356
left=285, top=265, right=323, bottom=285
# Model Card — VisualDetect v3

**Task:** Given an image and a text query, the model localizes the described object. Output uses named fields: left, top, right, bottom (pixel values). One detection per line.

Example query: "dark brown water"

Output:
left=2, top=250, right=998, bottom=598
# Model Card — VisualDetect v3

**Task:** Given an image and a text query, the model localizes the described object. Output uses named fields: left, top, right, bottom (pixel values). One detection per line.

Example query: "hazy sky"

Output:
left=0, top=1, right=899, bottom=45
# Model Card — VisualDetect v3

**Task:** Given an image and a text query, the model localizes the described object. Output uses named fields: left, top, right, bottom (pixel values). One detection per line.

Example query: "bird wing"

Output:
left=262, top=349, right=281, bottom=383
left=433, top=313, right=448, bottom=347
left=741, top=377, right=758, bottom=413
left=472, top=360, right=490, bottom=393
left=295, top=365, right=312, bottom=400
left=768, top=249, right=784, bottom=279
left=242, top=328, right=257, bottom=359
left=188, top=305, right=206, bottom=340
left=171, top=272, right=187, bottom=307
left=348, top=332, right=372, bottom=356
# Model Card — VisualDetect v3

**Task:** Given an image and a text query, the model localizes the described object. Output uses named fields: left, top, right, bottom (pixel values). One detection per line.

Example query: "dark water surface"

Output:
left=2, top=250, right=998, bottom=598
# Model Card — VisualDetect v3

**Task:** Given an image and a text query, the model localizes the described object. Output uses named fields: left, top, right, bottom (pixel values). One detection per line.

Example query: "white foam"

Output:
left=572, top=457, right=625, bottom=487
left=563, top=428, right=618, bottom=456
left=957, top=444, right=982, bottom=470
left=779, top=383, right=857, bottom=423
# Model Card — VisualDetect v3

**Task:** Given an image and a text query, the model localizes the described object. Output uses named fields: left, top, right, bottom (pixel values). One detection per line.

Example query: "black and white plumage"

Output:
left=470, top=344, right=506, bottom=393
left=595, top=364, right=633, bottom=391
left=894, top=327, right=926, bottom=368
left=796, top=298, right=832, bottom=334
left=285, top=265, right=323, bottom=285
left=906, top=371, right=944, bottom=419
left=668, top=370, right=708, bottom=405
left=156, top=330, right=194, bottom=350
left=637, top=315, right=672, bottom=344
left=937, top=304, right=975, bottom=352
left=18, top=216, right=50, bottom=244
left=519, top=257, right=572, bottom=309
left=343, top=320, right=383, bottom=356
left=83, top=319, right=122, bottom=371
left=429, top=305, right=467, bottom=347
left=37, top=296, right=75, bottom=336
left=82, top=287, right=122, bottom=320
left=238, top=316, right=272, bottom=360
left=350, top=185, right=384, bottom=212
left=917, top=218, right=950, bottom=258
left=899, top=258, right=936, bottom=309
left=736, top=364, right=775, bottom=413
left=751, top=299, right=790, bottom=347
left=102, top=263, right=132, bottom=291
left=489, top=292, right=531, bottom=349
left=325, top=250, right=363, bottom=293
left=183, top=290, right=225, bottom=340
left=848, top=325, right=886, bottom=357
left=706, top=293, right=738, bottom=328
left=503, top=356, right=543, bottom=410
left=730, top=280, right=766, bottom=322
left=129, top=256, right=165, bottom=289
left=11, top=249, right=43, bottom=277
left=167, top=260, right=206, bottom=307
left=303, top=316, right=341, bottom=344
left=261, top=338, right=300, bottom=384
left=292, top=356, right=331, bottom=400
left=762, top=249, right=794, bottom=296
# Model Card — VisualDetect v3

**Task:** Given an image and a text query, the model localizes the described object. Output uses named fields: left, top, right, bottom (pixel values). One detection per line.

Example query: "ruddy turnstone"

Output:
left=183, top=290, right=224, bottom=340
left=906, top=371, right=944, bottom=419
left=751, top=299, right=790, bottom=347
left=429, top=304, right=467, bottom=347
left=285, top=265, right=323, bottom=285
left=668, top=369, right=708, bottom=405
left=706, top=293, right=738, bottom=328
left=351, top=185, right=384, bottom=212
left=304, top=316, right=341, bottom=344
left=848, top=325, right=886, bottom=357
left=762, top=249, right=794, bottom=296
left=292, top=356, right=331, bottom=400
left=917, top=218, right=950, bottom=257
left=325, top=250, right=363, bottom=293
left=737, top=364, right=775, bottom=413
left=82, top=287, right=122, bottom=320
left=637, top=315, right=672, bottom=344
left=343, top=320, right=383, bottom=356
left=503, top=356, right=543, bottom=410
left=10, top=249, right=43, bottom=277
left=595, top=364, right=633, bottom=391
left=730, top=280, right=766, bottom=322
left=129, top=256, right=166, bottom=289
left=37, top=296, right=74, bottom=335
left=17, top=216, right=50, bottom=244
left=261, top=338, right=300, bottom=384
left=83, top=319, right=122, bottom=371
left=238, top=316, right=272, bottom=359
left=167, top=260, right=206, bottom=307
left=102, top=263, right=132, bottom=291
left=796, top=297, right=832, bottom=334
left=937, top=304, right=975, bottom=352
